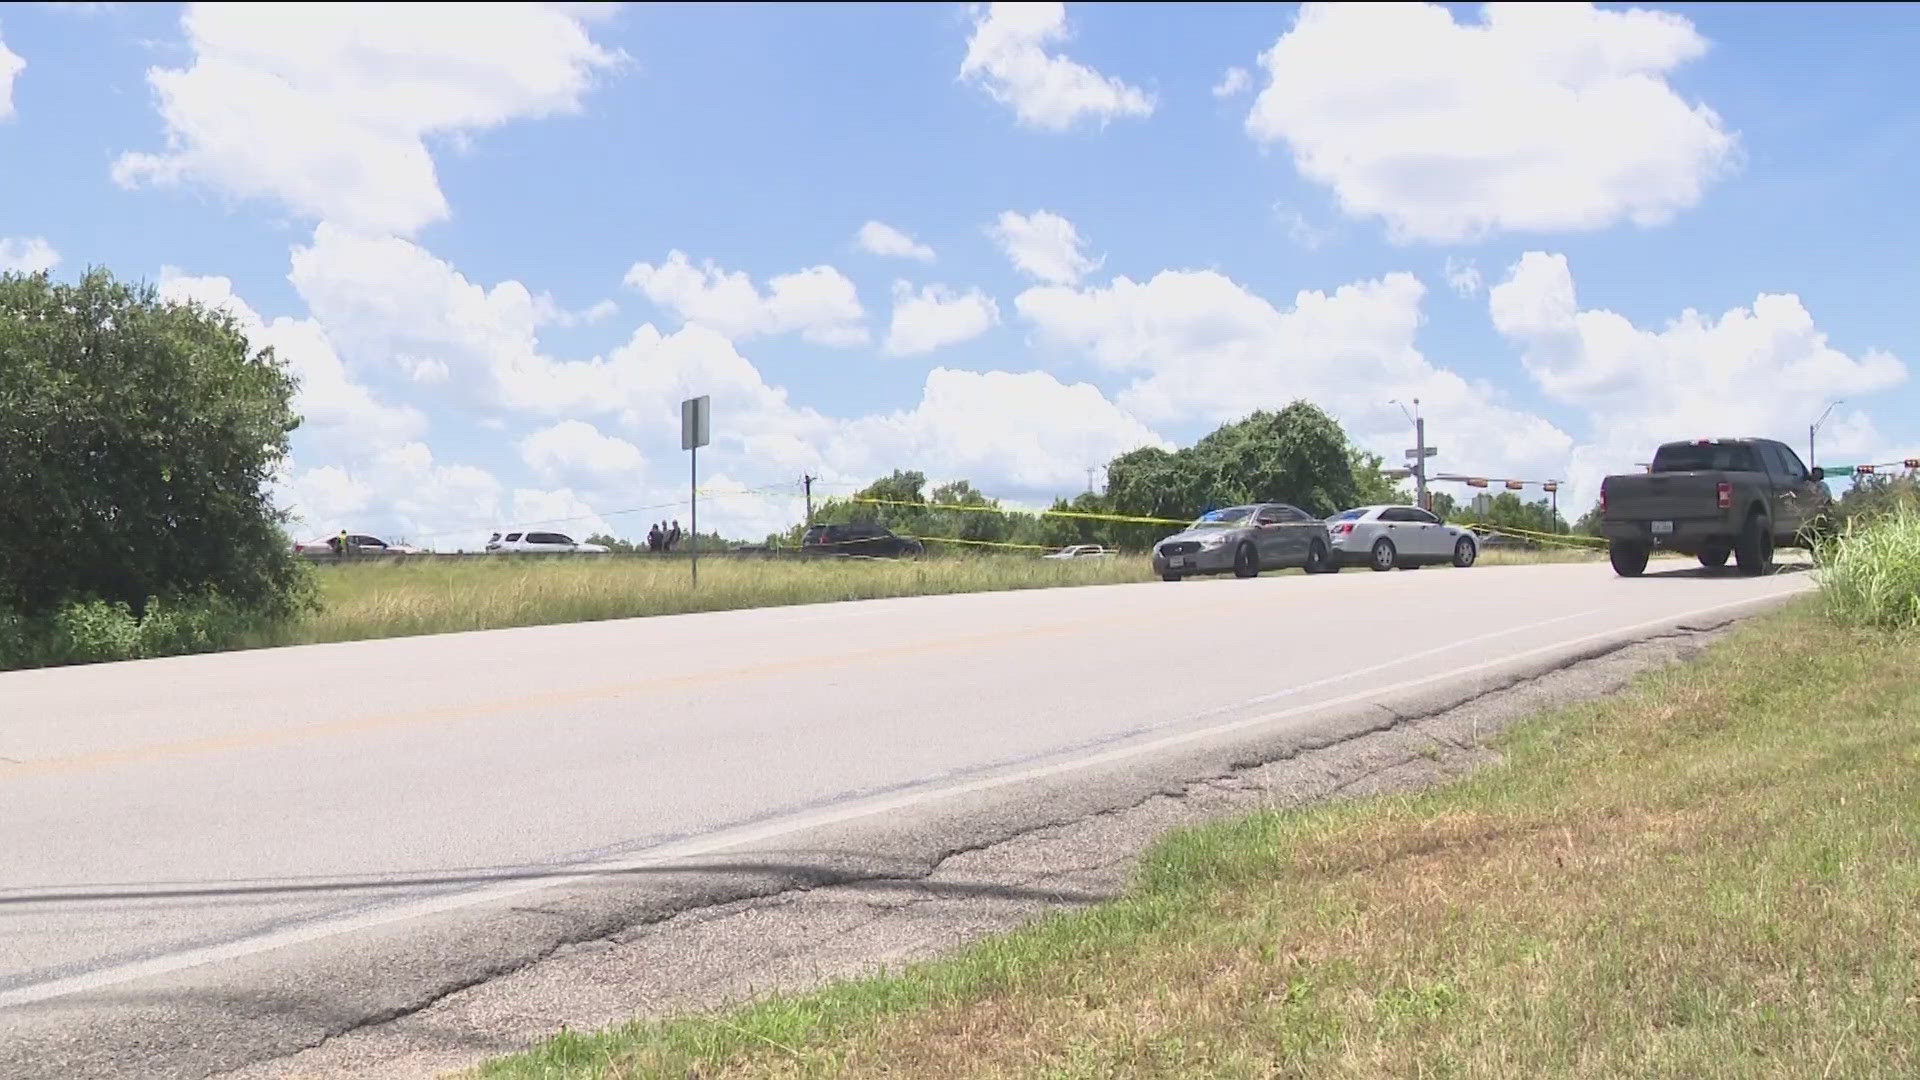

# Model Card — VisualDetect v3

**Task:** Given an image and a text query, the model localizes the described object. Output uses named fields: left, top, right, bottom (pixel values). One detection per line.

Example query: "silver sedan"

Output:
left=1150, top=503, right=1337, bottom=581
left=1326, top=504, right=1478, bottom=570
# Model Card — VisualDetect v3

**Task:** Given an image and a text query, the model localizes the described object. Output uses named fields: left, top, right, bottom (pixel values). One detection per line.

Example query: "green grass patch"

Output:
left=475, top=601, right=1920, bottom=1079
left=289, top=554, right=1156, bottom=644
left=1817, top=503, right=1920, bottom=631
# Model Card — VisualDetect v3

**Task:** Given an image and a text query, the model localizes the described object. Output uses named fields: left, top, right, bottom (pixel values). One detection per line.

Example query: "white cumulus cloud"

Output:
left=1490, top=251, right=1908, bottom=511
left=1015, top=265, right=1574, bottom=489
left=156, top=266, right=427, bottom=453
left=0, top=29, right=23, bottom=121
left=1444, top=256, right=1483, bottom=297
left=0, top=236, right=58, bottom=273
left=960, top=2, right=1153, bottom=131
left=519, top=419, right=646, bottom=484
left=855, top=220, right=936, bottom=262
left=1211, top=66, right=1250, bottom=99
left=623, top=250, right=869, bottom=347
left=885, top=282, right=1000, bottom=356
left=1246, top=2, right=1738, bottom=243
left=113, top=3, right=618, bottom=235
left=276, top=225, right=1174, bottom=537
left=992, top=209, right=1098, bottom=285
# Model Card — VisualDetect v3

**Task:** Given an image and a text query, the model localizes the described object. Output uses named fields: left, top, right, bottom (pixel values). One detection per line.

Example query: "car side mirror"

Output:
left=1810, top=467, right=1825, bottom=482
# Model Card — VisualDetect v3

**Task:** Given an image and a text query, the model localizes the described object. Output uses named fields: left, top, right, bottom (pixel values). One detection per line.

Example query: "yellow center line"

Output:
left=2, top=615, right=1109, bottom=779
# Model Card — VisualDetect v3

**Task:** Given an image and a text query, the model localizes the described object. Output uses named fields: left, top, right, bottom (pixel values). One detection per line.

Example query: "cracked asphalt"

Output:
left=0, top=560, right=1812, bottom=1079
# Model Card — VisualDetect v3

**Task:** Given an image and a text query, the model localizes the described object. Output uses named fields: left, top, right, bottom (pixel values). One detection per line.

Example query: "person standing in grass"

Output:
left=667, top=520, right=682, bottom=551
left=647, top=523, right=662, bottom=553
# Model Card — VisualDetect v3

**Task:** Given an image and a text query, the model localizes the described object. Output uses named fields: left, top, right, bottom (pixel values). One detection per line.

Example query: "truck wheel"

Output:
left=1609, top=539, right=1650, bottom=577
left=1734, top=513, right=1773, bottom=576
left=1697, top=546, right=1729, bottom=569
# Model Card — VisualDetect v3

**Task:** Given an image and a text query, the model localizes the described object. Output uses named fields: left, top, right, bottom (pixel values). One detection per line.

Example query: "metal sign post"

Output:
left=681, top=395, right=710, bottom=587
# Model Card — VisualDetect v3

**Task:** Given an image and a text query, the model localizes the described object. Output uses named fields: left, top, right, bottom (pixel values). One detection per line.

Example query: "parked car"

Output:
left=294, top=533, right=423, bottom=558
left=1325, top=505, right=1479, bottom=571
left=799, top=522, right=924, bottom=559
left=484, top=530, right=611, bottom=555
left=1599, top=437, right=1831, bottom=577
left=1150, top=503, right=1335, bottom=581
left=1042, top=544, right=1115, bottom=560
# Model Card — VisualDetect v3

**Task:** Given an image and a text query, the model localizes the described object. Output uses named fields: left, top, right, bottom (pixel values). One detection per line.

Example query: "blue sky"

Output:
left=2, top=2, right=1914, bottom=547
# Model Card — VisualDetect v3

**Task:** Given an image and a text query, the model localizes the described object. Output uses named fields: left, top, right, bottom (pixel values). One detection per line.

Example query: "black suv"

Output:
left=800, top=522, right=924, bottom=559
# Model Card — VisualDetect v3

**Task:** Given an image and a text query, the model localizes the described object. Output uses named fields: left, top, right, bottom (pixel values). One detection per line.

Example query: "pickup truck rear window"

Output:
left=1651, top=443, right=1760, bottom=473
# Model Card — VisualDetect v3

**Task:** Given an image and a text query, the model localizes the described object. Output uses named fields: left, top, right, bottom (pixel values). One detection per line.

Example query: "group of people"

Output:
left=647, top=520, right=684, bottom=553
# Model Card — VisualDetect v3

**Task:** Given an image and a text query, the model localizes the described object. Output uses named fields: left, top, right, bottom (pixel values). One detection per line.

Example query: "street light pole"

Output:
left=1810, top=399, right=1844, bottom=469
left=1391, top=398, right=1427, bottom=510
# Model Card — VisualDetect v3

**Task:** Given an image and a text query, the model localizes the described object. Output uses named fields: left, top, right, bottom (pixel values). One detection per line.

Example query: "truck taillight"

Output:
left=1716, top=481, right=1732, bottom=509
left=1599, top=486, right=1606, bottom=513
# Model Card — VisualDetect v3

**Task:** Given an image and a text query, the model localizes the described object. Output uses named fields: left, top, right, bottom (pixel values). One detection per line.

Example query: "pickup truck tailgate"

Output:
left=1605, top=472, right=1723, bottom=520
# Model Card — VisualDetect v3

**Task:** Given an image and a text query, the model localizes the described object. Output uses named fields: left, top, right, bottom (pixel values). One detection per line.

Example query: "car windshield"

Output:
left=1328, top=508, right=1367, bottom=521
left=1651, top=442, right=1760, bottom=472
left=1192, top=506, right=1255, bottom=527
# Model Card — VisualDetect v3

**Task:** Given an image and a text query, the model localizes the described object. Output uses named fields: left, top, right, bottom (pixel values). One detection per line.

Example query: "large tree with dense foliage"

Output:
left=0, top=270, right=307, bottom=618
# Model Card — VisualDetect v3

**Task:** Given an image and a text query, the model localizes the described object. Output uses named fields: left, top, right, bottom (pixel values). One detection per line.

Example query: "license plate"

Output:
left=1169, top=557, right=1190, bottom=568
left=1651, top=520, right=1674, bottom=535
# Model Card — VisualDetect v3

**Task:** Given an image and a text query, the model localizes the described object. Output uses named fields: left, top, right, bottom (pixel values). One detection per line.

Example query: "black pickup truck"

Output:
left=1599, top=438, right=1831, bottom=577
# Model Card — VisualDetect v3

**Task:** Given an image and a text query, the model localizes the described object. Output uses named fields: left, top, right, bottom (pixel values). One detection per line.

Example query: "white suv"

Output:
left=484, top=530, right=611, bottom=555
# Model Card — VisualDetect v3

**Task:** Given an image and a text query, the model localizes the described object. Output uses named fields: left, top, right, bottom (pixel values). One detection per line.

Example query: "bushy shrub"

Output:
left=0, top=588, right=304, bottom=670
left=1818, top=504, right=1920, bottom=632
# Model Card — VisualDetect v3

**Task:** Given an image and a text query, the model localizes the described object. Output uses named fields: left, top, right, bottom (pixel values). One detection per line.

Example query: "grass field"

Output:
left=474, top=597, right=1920, bottom=1079
left=289, top=546, right=1598, bottom=644
left=290, top=555, right=1156, bottom=643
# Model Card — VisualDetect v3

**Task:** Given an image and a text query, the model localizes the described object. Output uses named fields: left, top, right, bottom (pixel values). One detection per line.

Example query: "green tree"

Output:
left=1103, top=401, right=1370, bottom=547
left=1574, top=500, right=1604, bottom=537
left=585, top=532, right=636, bottom=554
left=1462, top=491, right=1568, bottom=535
left=1835, top=473, right=1919, bottom=524
left=1427, top=490, right=1458, bottom=520
left=1350, top=448, right=1410, bottom=506
left=0, top=269, right=307, bottom=619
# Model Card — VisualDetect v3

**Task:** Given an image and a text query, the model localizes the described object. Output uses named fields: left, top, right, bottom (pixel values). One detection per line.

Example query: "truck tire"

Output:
left=1734, top=513, right=1773, bottom=576
left=1609, top=539, right=1650, bottom=578
left=1698, top=546, right=1729, bottom=569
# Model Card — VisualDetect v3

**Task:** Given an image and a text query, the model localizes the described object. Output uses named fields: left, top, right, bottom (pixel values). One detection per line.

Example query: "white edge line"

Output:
left=0, top=582, right=1806, bottom=1008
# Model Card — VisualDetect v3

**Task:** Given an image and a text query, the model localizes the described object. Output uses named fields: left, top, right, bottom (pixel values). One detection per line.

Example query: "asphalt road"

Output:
left=0, top=559, right=1813, bottom=1078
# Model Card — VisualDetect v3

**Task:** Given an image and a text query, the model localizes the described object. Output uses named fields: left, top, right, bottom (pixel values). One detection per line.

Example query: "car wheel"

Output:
left=1232, top=541, right=1260, bottom=578
left=1452, top=537, right=1477, bottom=568
left=1609, top=539, right=1650, bottom=577
left=1697, top=546, right=1729, bottom=569
left=1734, top=513, right=1773, bottom=576
left=1304, top=540, right=1330, bottom=575
left=1369, top=537, right=1397, bottom=572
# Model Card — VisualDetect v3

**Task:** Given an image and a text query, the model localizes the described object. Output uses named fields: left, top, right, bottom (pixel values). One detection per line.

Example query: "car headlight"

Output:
left=1198, top=533, right=1230, bottom=549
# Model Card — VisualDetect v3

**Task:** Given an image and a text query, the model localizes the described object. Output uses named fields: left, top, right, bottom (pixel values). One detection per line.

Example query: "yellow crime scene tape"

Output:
left=906, top=535, right=1056, bottom=551
left=1460, top=522, right=1606, bottom=549
left=850, top=497, right=1194, bottom=527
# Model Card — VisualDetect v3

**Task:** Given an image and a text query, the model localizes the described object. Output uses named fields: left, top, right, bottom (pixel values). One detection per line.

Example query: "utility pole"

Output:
left=1810, top=399, right=1843, bottom=469
left=802, top=474, right=815, bottom=525
left=1414, top=411, right=1428, bottom=511
left=1085, top=465, right=1096, bottom=494
left=1391, top=397, right=1429, bottom=510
